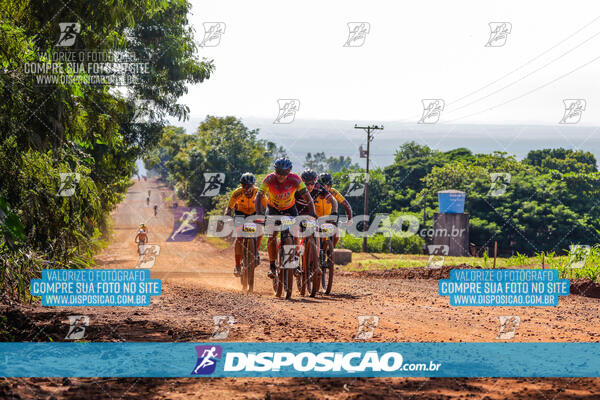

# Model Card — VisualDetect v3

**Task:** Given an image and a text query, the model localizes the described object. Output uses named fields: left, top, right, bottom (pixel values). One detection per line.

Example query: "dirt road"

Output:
left=4, top=178, right=600, bottom=399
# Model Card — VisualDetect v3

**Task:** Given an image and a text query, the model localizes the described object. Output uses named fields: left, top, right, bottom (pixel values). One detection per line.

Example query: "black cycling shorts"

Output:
left=234, top=210, right=253, bottom=217
left=266, top=204, right=298, bottom=217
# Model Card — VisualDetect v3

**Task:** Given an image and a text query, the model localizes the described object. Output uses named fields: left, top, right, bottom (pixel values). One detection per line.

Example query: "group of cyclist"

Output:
left=224, top=158, right=353, bottom=280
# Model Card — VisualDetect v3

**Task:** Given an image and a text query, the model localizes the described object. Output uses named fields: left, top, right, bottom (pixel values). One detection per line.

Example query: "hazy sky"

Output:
left=178, top=0, right=600, bottom=126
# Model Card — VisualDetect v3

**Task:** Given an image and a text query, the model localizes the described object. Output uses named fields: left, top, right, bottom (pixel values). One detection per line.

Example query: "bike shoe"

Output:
left=293, top=267, right=302, bottom=277
left=267, top=265, right=276, bottom=279
left=233, top=266, right=241, bottom=277
left=255, top=253, right=261, bottom=264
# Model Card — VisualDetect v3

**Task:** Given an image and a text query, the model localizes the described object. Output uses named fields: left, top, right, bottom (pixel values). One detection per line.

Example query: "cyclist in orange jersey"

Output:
left=255, top=158, right=317, bottom=278
left=225, top=173, right=266, bottom=277
left=318, top=173, right=353, bottom=247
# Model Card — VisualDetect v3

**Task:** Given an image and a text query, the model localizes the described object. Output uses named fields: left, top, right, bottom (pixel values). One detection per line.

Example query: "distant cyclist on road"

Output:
left=255, top=158, right=317, bottom=278
left=135, top=227, right=148, bottom=255
left=146, top=196, right=150, bottom=206
left=153, top=204, right=158, bottom=216
left=225, top=173, right=267, bottom=277
left=318, top=173, right=353, bottom=247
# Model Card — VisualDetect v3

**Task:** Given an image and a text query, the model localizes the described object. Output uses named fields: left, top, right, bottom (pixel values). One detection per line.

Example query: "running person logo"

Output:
left=346, top=173, right=367, bottom=197
left=56, top=22, right=81, bottom=47
left=418, top=99, right=444, bottom=124
left=559, top=99, right=586, bottom=124
left=199, top=22, right=226, bottom=47
left=568, top=245, right=590, bottom=269
left=273, top=99, right=300, bottom=124
left=192, top=345, right=223, bottom=375
left=488, top=172, right=511, bottom=197
left=210, top=316, right=235, bottom=340
left=136, top=244, right=160, bottom=269
left=65, top=315, right=89, bottom=340
left=426, top=245, right=449, bottom=269
left=496, top=316, right=520, bottom=340
left=343, top=22, right=370, bottom=47
left=168, top=207, right=204, bottom=242
left=282, top=245, right=299, bottom=269
left=485, top=22, right=512, bottom=47
left=201, top=173, right=225, bottom=197
left=58, top=173, right=80, bottom=197
left=355, top=315, right=379, bottom=340
left=133, top=99, right=155, bottom=124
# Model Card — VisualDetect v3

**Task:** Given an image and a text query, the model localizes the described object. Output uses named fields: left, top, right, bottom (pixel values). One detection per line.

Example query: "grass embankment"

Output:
left=343, top=252, right=600, bottom=283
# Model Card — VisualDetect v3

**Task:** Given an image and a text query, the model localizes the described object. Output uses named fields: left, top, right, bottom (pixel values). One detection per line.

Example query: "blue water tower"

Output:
left=438, top=190, right=466, bottom=214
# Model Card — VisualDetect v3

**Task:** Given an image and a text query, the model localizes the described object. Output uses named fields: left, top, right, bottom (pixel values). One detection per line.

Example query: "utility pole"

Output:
left=354, top=124, right=384, bottom=252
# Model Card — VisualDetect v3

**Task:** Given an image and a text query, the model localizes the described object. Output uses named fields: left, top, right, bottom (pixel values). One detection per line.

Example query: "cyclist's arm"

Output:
left=255, top=178, right=269, bottom=214
left=340, top=199, right=352, bottom=220
left=299, top=188, right=317, bottom=218
left=331, top=188, right=352, bottom=220
left=254, top=191, right=265, bottom=215
left=327, top=193, right=338, bottom=214
left=225, top=189, right=241, bottom=216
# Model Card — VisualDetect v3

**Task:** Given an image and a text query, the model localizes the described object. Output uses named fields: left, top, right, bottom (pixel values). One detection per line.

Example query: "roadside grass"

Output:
left=343, top=253, right=523, bottom=272
left=341, top=250, right=600, bottom=283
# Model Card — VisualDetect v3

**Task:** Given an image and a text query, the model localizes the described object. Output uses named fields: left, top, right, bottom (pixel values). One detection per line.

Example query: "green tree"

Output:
left=146, top=117, right=282, bottom=210
left=0, top=0, right=213, bottom=298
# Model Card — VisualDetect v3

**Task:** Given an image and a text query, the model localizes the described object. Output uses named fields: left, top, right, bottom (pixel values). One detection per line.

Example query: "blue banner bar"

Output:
left=1, top=343, right=599, bottom=377
left=439, top=269, right=569, bottom=306
left=29, top=269, right=161, bottom=306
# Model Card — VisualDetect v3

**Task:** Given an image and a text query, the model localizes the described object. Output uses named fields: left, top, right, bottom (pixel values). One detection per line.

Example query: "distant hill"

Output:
left=172, top=117, right=600, bottom=169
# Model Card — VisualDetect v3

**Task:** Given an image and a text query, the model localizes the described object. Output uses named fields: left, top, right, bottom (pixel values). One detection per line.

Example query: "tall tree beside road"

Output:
left=0, top=0, right=213, bottom=298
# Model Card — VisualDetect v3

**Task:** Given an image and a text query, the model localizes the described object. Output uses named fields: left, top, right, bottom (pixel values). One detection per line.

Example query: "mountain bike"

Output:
left=273, top=216, right=296, bottom=300
left=319, top=223, right=336, bottom=294
left=297, top=219, right=320, bottom=297
left=136, top=238, right=147, bottom=256
left=239, top=219, right=262, bottom=293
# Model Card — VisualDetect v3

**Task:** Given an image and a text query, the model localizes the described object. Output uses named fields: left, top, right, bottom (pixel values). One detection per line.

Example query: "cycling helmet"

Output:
left=318, top=173, right=333, bottom=187
left=274, top=158, right=293, bottom=174
left=240, top=172, right=256, bottom=186
left=139, top=223, right=145, bottom=227
left=301, top=169, right=318, bottom=183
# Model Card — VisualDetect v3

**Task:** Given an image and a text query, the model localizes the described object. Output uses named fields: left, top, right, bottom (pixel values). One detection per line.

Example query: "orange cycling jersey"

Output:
left=314, top=193, right=337, bottom=217
left=228, top=187, right=267, bottom=215
left=259, top=173, right=307, bottom=210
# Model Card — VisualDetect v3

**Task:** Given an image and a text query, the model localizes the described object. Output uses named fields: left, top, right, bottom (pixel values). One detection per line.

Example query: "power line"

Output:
left=445, top=28, right=600, bottom=116
left=446, top=53, right=600, bottom=123
left=447, top=15, right=600, bottom=108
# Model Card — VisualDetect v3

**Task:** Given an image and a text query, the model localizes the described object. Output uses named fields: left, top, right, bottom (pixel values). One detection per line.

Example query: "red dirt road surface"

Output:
left=3, top=178, right=600, bottom=399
